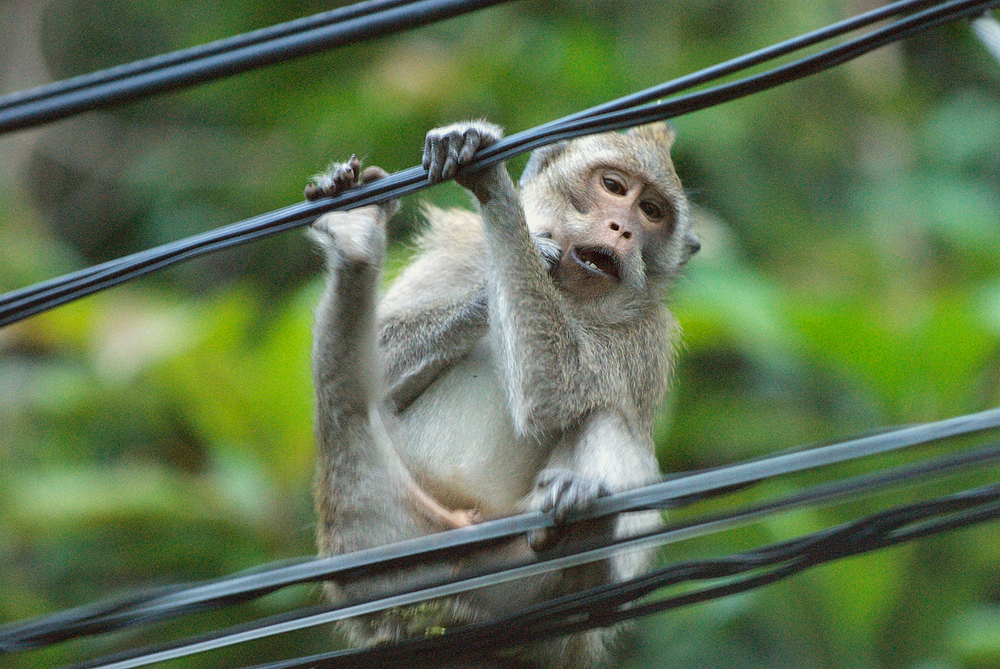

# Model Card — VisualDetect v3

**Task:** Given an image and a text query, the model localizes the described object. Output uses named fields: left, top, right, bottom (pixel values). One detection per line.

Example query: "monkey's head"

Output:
left=519, top=123, right=698, bottom=308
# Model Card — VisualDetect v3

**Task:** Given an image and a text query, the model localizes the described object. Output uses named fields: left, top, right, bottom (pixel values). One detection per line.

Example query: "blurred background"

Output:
left=1, top=1, right=999, bottom=667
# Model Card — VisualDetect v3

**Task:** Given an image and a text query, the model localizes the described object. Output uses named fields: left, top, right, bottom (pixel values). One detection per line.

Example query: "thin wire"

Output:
left=0, top=0, right=515, bottom=134
left=0, top=0, right=419, bottom=112
left=5, top=407, right=1000, bottom=657
left=3, top=0, right=997, bottom=328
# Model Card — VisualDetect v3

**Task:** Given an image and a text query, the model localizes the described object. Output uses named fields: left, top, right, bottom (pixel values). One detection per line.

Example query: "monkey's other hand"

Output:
left=532, top=231, right=561, bottom=274
left=422, top=121, right=504, bottom=189
left=527, top=468, right=611, bottom=553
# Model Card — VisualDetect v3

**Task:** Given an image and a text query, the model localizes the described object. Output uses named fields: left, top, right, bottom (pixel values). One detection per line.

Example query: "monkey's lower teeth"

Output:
left=585, top=261, right=599, bottom=270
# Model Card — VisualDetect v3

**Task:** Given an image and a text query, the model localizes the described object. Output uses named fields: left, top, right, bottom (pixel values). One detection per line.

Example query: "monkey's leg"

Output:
left=311, top=206, right=479, bottom=543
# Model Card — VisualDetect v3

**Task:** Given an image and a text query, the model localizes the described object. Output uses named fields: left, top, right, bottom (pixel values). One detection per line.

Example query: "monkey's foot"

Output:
left=305, top=155, right=361, bottom=200
left=305, top=156, right=399, bottom=218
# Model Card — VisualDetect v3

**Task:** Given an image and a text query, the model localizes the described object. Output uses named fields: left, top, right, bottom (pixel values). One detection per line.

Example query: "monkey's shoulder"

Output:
left=415, top=204, right=486, bottom=256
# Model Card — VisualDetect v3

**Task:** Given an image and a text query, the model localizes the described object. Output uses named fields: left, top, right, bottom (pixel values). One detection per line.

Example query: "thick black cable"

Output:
left=3, top=0, right=997, bottom=328
left=110, top=480, right=1000, bottom=669
left=0, top=0, right=515, bottom=134
left=488, top=491, right=1000, bottom=660
left=482, top=0, right=1000, bottom=161
left=5, top=409, right=1000, bottom=664
left=536, top=0, right=951, bottom=131
left=0, top=0, right=940, bottom=133
left=4, top=406, right=999, bottom=650
left=0, top=0, right=419, bottom=113
left=239, top=486, right=1000, bottom=669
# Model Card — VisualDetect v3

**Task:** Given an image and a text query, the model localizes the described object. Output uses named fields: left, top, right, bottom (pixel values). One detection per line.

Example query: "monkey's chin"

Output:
left=568, top=246, right=622, bottom=282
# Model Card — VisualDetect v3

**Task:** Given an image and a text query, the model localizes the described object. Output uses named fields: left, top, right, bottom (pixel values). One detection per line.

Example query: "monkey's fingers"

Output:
left=534, top=468, right=607, bottom=522
left=454, top=128, right=486, bottom=168
left=532, top=232, right=562, bottom=273
left=423, top=123, right=495, bottom=183
left=423, top=128, right=459, bottom=182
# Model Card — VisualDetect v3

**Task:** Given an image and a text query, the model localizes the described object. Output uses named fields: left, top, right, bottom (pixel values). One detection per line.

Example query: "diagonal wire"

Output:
left=2, top=0, right=997, bottom=328
left=0, top=0, right=419, bottom=113
left=0, top=0, right=515, bottom=134
left=4, top=406, right=1000, bottom=658
left=51, top=444, right=1000, bottom=669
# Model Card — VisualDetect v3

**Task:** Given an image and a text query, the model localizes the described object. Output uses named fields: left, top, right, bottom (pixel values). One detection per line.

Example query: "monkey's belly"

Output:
left=398, top=340, right=545, bottom=516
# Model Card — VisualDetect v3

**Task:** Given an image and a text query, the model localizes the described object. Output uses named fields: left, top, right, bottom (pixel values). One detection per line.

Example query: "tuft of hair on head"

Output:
left=624, top=122, right=676, bottom=148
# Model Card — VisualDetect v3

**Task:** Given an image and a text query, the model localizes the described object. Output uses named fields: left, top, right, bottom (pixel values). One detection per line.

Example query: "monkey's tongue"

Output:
left=571, top=246, right=621, bottom=281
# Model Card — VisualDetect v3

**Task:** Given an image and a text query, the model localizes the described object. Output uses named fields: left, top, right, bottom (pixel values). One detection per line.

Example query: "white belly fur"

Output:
left=397, top=338, right=543, bottom=515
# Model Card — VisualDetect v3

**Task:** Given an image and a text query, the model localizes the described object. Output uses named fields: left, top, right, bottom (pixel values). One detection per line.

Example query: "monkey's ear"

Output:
left=625, top=122, right=676, bottom=148
left=519, top=141, right=569, bottom=186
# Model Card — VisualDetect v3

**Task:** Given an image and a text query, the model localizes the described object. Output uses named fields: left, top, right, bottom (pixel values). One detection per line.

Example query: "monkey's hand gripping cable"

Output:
left=1, top=0, right=998, bottom=328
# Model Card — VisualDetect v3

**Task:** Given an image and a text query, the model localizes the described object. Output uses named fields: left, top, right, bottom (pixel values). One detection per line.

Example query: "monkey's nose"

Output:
left=608, top=222, right=632, bottom=240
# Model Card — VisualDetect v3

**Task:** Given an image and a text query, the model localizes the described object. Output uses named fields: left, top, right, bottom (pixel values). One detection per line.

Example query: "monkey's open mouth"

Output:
left=570, top=246, right=621, bottom=281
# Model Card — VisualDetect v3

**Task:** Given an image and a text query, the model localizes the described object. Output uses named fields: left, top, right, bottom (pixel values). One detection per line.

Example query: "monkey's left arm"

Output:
left=378, top=284, right=489, bottom=412
left=527, top=408, right=663, bottom=588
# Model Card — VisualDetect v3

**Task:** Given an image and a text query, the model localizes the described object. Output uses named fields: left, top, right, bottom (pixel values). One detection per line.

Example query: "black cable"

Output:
left=4, top=406, right=998, bottom=651
left=0, top=0, right=515, bottom=134
left=5, top=409, right=1000, bottom=663
left=214, top=483, right=1000, bottom=669
left=40, top=458, right=1000, bottom=669
left=1, top=0, right=996, bottom=328
left=0, top=0, right=418, bottom=113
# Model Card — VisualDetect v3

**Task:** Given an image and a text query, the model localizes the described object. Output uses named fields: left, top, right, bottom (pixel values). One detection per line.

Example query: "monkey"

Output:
left=305, top=120, right=699, bottom=668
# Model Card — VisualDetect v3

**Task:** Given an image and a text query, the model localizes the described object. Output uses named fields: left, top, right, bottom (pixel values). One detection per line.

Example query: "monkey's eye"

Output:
left=639, top=200, right=665, bottom=220
left=602, top=174, right=627, bottom=195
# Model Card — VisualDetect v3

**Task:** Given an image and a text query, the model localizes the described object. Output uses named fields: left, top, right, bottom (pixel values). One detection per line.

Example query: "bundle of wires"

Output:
left=2, top=0, right=998, bottom=328
left=2, top=409, right=1000, bottom=668
left=0, top=0, right=516, bottom=134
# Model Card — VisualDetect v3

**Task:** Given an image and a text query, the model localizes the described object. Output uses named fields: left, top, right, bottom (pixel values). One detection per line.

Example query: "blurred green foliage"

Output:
left=1, top=1, right=999, bottom=667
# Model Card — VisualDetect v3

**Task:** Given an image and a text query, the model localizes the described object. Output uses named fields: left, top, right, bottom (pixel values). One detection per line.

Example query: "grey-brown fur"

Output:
left=306, top=121, right=697, bottom=668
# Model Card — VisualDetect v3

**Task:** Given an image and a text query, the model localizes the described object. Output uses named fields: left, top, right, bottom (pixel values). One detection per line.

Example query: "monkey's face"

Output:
left=521, top=123, right=697, bottom=308
left=530, top=163, right=680, bottom=301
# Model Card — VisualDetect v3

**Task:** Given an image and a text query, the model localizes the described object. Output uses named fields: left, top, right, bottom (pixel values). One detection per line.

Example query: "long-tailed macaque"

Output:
left=306, top=121, right=698, bottom=668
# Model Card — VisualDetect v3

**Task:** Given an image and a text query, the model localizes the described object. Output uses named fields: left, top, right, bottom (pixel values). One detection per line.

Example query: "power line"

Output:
left=4, top=407, right=1000, bottom=662
left=1, top=0, right=996, bottom=328
left=42, top=446, right=1000, bottom=669
left=0, top=0, right=515, bottom=134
